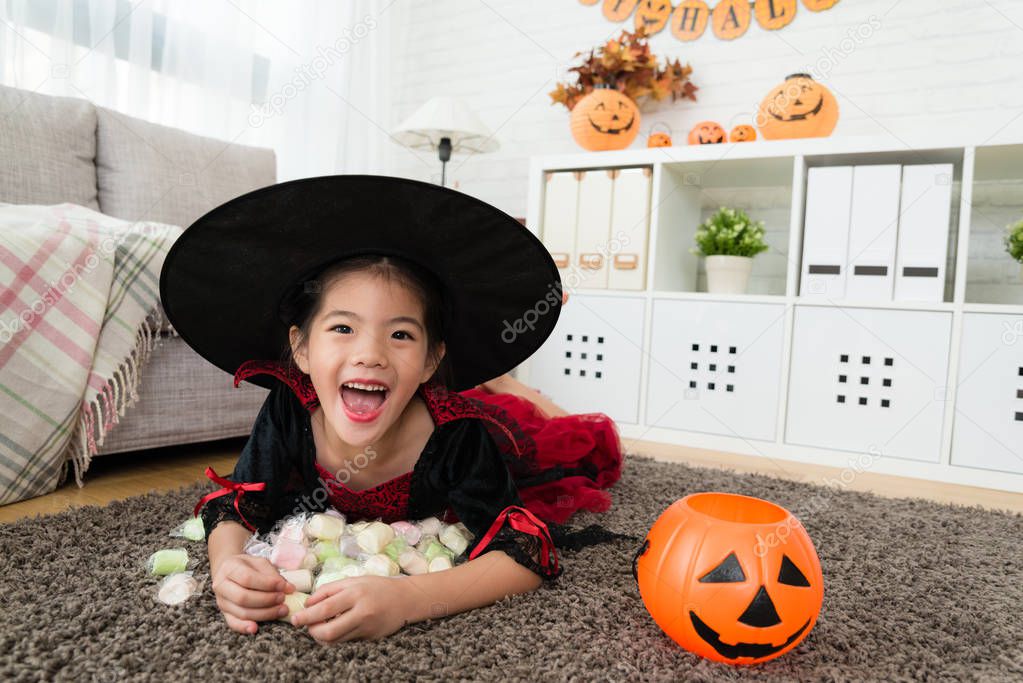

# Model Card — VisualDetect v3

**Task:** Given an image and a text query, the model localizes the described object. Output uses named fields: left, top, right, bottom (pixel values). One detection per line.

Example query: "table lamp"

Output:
left=392, top=96, right=498, bottom=186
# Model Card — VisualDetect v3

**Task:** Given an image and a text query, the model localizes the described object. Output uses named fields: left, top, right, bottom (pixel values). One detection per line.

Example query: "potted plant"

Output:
left=690, top=207, right=770, bottom=294
left=549, top=26, right=698, bottom=151
left=1006, top=217, right=1023, bottom=282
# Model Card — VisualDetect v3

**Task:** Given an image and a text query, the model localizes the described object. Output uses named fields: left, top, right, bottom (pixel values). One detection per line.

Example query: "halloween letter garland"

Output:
left=593, top=0, right=839, bottom=41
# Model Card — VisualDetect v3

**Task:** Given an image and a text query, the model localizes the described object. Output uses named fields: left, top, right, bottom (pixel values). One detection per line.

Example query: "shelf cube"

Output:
left=785, top=306, right=952, bottom=462
left=645, top=299, right=786, bottom=441
left=951, top=313, right=1023, bottom=474
left=525, top=294, right=645, bottom=424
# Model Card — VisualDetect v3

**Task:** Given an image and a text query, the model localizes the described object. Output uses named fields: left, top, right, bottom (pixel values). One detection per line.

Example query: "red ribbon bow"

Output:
left=469, top=504, right=559, bottom=575
left=193, top=466, right=267, bottom=533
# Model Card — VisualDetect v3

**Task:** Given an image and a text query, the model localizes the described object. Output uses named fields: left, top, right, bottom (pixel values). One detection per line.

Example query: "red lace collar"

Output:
left=233, top=359, right=520, bottom=455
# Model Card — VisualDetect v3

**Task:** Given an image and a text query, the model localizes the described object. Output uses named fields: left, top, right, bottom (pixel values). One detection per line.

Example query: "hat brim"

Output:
left=159, top=174, right=562, bottom=393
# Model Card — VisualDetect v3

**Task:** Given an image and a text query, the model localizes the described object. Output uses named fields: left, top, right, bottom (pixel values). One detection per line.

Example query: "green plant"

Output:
left=1006, top=218, right=1023, bottom=263
left=690, top=207, right=770, bottom=258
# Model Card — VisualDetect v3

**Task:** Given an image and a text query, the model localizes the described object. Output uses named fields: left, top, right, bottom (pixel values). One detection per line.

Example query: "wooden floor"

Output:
left=2, top=434, right=1022, bottom=525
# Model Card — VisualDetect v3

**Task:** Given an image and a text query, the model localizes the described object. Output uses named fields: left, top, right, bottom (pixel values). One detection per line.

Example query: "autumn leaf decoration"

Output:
left=550, top=25, right=698, bottom=112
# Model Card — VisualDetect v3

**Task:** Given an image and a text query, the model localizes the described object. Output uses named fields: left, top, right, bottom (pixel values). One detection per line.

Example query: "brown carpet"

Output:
left=1, top=453, right=1021, bottom=682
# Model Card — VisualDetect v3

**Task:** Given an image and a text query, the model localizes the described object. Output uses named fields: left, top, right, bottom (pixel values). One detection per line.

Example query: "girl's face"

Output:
left=289, top=270, right=444, bottom=450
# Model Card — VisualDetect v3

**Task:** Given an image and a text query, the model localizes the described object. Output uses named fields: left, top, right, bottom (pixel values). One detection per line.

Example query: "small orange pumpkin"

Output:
left=634, top=0, right=673, bottom=34
left=634, top=492, right=824, bottom=664
left=729, top=124, right=757, bottom=142
left=647, top=132, right=672, bottom=147
left=688, top=120, right=726, bottom=144
left=802, top=0, right=838, bottom=9
left=756, top=73, right=838, bottom=139
left=570, top=86, right=642, bottom=151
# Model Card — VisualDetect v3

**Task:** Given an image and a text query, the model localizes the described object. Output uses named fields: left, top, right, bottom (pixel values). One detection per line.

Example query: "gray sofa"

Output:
left=0, top=83, right=273, bottom=457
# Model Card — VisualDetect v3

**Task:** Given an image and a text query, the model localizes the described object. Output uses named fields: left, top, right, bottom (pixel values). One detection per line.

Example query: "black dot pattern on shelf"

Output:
left=688, top=342, right=740, bottom=395
left=834, top=352, right=894, bottom=409
left=1016, top=367, right=1023, bottom=421
left=561, top=332, right=607, bottom=381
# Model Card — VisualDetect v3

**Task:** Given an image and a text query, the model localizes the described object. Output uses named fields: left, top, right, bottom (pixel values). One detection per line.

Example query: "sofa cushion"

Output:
left=96, top=106, right=277, bottom=332
left=0, top=84, right=99, bottom=210
left=95, top=106, right=277, bottom=227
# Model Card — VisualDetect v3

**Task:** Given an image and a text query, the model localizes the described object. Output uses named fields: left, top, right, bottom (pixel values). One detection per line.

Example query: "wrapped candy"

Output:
left=279, top=569, right=313, bottom=593
left=398, top=548, right=429, bottom=575
left=169, top=517, right=206, bottom=542
left=440, top=523, right=472, bottom=556
left=363, top=553, right=399, bottom=577
left=390, top=520, right=421, bottom=545
left=147, top=548, right=188, bottom=576
left=356, top=521, right=394, bottom=554
left=278, top=592, right=309, bottom=622
left=306, top=513, right=345, bottom=541
left=428, top=556, right=454, bottom=572
left=418, top=516, right=443, bottom=537
left=270, top=540, right=308, bottom=570
left=382, top=536, right=408, bottom=563
left=155, top=571, right=203, bottom=605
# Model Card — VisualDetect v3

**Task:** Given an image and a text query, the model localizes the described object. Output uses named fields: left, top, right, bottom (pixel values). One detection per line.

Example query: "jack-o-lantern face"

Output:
left=570, top=87, right=642, bottom=151
left=634, top=0, right=672, bottom=34
left=687, top=121, right=726, bottom=145
left=647, top=132, right=672, bottom=147
left=634, top=492, right=824, bottom=665
left=756, top=73, right=839, bottom=139
left=729, top=124, right=757, bottom=142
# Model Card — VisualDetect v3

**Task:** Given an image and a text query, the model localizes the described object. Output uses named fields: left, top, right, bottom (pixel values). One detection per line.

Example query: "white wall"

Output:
left=388, top=0, right=1023, bottom=222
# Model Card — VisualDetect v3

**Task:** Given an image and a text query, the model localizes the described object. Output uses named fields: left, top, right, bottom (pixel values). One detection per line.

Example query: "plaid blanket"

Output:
left=0, top=203, right=183, bottom=505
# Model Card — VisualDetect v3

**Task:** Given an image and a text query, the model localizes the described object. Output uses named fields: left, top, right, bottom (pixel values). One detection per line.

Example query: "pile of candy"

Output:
left=244, top=510, right=476, bottom=622
left=145, top=508, right=476, bottom=620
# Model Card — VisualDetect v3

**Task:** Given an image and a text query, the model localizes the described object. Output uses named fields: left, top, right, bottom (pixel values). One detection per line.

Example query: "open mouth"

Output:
left=588, top=112, right=636, bottom=135
left=339, top=382, right=390, bottom=421
left=769, top=95, right=823, bottom=122
left=689, top=611, right=810, bottom=660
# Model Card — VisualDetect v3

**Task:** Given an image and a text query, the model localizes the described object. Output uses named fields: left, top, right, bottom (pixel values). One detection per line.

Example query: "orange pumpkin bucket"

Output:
left=633, top=492, right=824, bottom=664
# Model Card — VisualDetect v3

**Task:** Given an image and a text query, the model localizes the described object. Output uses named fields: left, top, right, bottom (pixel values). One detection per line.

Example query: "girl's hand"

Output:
left=291, top=575, right=415, bottom=644
left=211, top=553, right=294, bottom=635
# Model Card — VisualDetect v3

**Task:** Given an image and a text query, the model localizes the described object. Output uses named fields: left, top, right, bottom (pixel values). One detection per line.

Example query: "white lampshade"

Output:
left=392, top=96, right=498, bottom=153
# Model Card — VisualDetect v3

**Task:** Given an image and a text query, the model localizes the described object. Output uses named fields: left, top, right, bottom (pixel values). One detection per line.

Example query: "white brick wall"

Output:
left=388, top=0, right=1023, bottom=225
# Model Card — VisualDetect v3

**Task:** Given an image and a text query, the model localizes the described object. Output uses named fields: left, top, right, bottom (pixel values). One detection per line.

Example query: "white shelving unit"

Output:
left=518, top=134, right=1023, bottom=494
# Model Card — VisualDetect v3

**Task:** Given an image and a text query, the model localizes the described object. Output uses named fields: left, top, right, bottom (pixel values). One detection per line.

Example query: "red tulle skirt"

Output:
left=457, top=385, right=624, bottom=525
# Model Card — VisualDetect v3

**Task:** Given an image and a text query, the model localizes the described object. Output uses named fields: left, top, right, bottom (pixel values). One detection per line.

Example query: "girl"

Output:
left=160, top=175, right=628, bottom=644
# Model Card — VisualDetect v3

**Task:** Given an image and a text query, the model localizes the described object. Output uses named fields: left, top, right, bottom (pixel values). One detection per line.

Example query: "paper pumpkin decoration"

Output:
left=634, top=0, right=673, bottom=34
left=754, top=0, right=797, bottom=30
left=633, top=492, right=824, bottom=665
left=671, top=0, right=710, bottom=41
left=579, top=0, right=600, bottom=4
left=688, top=121, right=726, bottom=144
left=570, top=86, right=641, bottom=151
left=712, top=0, right=751, bottom=39
left=647, top=132, right=672, bottom=147
left=729, top=124, right=757, bottom=142
left=604, top=0, right=640, bottom=22
left=802, top=0, right=839, bottom=9
left=756, top=73, right=838, bottom=139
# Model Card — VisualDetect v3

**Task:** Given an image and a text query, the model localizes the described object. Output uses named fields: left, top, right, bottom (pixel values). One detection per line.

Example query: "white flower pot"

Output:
left=705, top=255, right=753, bottom=294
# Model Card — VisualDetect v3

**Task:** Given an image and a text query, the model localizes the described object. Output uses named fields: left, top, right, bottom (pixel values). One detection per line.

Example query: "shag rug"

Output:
left=1, top=453, right=1021, bottom=682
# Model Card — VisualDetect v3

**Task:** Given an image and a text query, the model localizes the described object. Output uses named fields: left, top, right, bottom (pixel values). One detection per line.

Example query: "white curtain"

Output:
left=0, top=0, right=402, bottom=181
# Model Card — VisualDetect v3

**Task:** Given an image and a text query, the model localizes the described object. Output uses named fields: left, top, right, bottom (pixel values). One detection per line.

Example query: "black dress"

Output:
left=195, top=364, right=634, bottom=584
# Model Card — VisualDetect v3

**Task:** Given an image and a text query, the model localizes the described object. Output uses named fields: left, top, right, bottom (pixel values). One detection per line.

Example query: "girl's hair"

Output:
left=278, top=253, right=454, bottom=388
